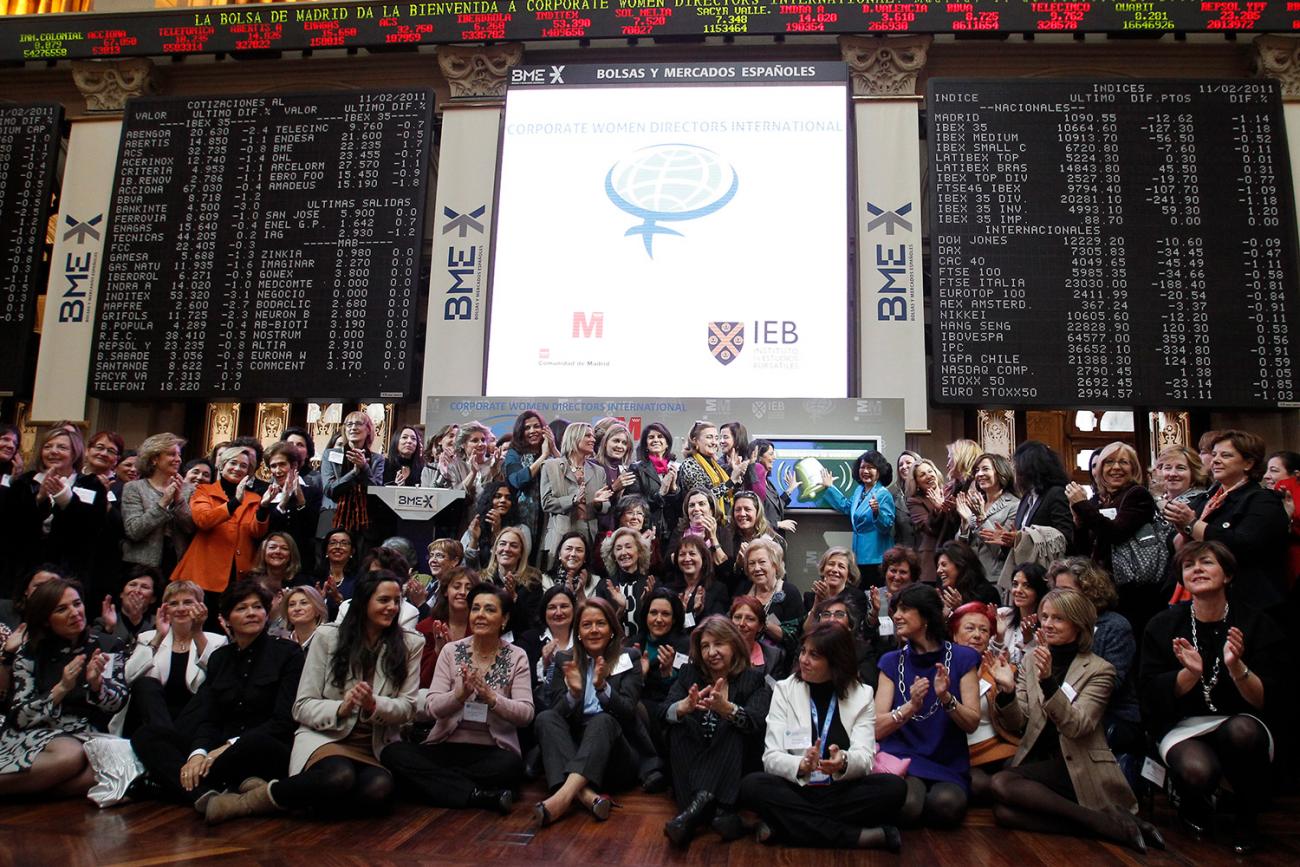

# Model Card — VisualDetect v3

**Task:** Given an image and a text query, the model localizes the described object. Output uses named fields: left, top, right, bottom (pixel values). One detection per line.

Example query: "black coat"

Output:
left=1014, top=484, right=1075, bottom=547
left=6, top=470, right=107, bottom=590
left=1139, top=601, right=1284, bottom=741
left=177, top=631, right=304, bottom=751
left=659, top=663, right=771, bottom=738
left=261, top=481, right=324, bottom=576
left=1071, top=483, right=1157, bottom=573
left=1190, top=482, right=1289, bottom=608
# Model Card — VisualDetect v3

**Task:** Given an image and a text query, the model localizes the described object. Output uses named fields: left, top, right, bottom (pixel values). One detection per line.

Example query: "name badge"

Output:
left=1141, top=757, right=1167, bottom=788
left=1060, top=682, right=1079, bottom=703
left=979, top=679, right=992, bottom=697
left=786, top=729, right=812, bottom=751
left=1, top=474, right=9, bottom=488
left=107, top=490, right=117, bottom=503
left=501, top=631, right=514, bottom=645
left=611, top=652, right=633, bottom=676
left=463, top=701, right=489, bottom=723
left=328, top=449, right=345, bottom=466
left=683, top=612, right=696, bottom=629
left=673, top=652, right=690, bottom=670
left=878, top=617, right=895, bottom=637
left=1100, top=508, right=1118, bottom=520
left=72, top=486, right=98, bottom=505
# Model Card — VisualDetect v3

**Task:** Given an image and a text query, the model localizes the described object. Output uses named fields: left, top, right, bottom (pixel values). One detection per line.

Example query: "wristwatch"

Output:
left=942, top=695, right=958, bottom=711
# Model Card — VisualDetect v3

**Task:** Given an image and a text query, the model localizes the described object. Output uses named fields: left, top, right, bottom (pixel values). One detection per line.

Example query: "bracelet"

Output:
left=1182, top=522, right=1196, bottom=536
left=890, top=708, right=904, bottom=723
left=1232, top=665, right=1251, bottom=682
left=942, top=695, right=958, bottom=711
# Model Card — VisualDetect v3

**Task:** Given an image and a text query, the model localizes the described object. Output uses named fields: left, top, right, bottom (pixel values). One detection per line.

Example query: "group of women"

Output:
left=0, top=415, right=1292, bottom=856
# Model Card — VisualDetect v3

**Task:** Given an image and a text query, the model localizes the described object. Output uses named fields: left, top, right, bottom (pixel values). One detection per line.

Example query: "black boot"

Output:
left=664, top=791, right=716, bottom=848
left=468, top=788, right=514, bottom=815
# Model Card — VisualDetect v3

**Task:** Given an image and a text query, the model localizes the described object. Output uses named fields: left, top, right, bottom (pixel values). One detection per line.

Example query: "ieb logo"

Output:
left=708, top=322, right=744, bottom=366
left=572, top=311, right=604, bottom=338
left=606, top=144, right=738, bottom=259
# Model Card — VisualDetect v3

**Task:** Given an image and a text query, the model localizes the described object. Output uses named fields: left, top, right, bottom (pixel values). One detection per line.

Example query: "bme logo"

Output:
left=572, top=312, right=604, bottom=338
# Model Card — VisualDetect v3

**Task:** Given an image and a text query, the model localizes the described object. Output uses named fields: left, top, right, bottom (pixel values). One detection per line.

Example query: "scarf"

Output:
left=647, top=454, right=670, bottom=476
left=694, top=453, right=733, bottom=518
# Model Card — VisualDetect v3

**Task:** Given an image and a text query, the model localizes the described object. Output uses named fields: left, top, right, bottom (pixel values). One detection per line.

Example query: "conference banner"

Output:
left=857, top=100, right=929, bottom=432
left=32, top=118, right=121, bottom=423
left=420, top=106, right=499, bottom=420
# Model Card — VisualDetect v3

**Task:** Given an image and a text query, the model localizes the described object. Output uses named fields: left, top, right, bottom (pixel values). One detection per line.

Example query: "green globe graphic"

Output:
left=605, top=143, right=739, bottom=258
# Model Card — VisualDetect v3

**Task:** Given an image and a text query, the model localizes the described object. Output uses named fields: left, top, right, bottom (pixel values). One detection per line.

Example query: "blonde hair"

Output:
left=597, top=422, right=633, bottom=466
left=744, top=537, right=786, bottom=580
left=162, top=580, right=203, bottom=605
left=947, top=439, right=982, bottom=483
left=560, top=422, right=593, bottom=458
left=216, top=445, right=251, bottom=473
left=601, top=526, right=651, bottom=575
left=1039, top=588, right=1096, bottom=653
left=343, top=411, right=376, bottom=450
left=283, top=585, right=327, bottom=626
left=1096, top=441, right=1143, bottom=490
left=818, top=547, right=861, bottom=586
left=912, top=459, right=947, bottom=494
left=137, top=432, right=186, bottom=478
left=1153, top=444, right=1209, bottom=491
left=483, top=525, right=540, bottom=590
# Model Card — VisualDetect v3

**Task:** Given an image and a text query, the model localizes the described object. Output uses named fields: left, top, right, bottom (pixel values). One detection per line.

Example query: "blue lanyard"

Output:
left=808, top=693, right=838, bottom=758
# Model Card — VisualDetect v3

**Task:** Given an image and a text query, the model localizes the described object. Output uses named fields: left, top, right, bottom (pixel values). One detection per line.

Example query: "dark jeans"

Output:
left=382, top=740, right=524, bottom=806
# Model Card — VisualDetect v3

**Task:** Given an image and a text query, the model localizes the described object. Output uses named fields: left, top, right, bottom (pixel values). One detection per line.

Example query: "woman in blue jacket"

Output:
left=819, top=450, right=895, bottom=586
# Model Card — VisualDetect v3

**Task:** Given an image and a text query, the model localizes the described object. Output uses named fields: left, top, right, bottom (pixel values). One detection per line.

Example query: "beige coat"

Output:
left=289, top=623, right=424, bottom=774
left=539, top=457, right=610, bottom=559
left=995, top=650, right=1137, bottom=813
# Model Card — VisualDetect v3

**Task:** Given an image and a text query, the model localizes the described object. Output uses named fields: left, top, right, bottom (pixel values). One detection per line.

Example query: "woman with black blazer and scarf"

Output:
left=1162, top=430, right=1289, bottom=611
left=6, top=426, right=105, bottom=595
left=533, top=597, right=643, bottom=826
left=987, top=442, right=1076, bottom=596
left=660, top=616, right=772, bottom=848
left=739, top=623, right=909, bottom=850
left=626, top=422, right=680, bottom=541
left=1139, top=541, right=1284, bottom=855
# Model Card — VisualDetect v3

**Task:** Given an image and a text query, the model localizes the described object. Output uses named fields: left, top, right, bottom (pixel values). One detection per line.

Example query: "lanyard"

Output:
left=808, top=693, right=838, bottom=758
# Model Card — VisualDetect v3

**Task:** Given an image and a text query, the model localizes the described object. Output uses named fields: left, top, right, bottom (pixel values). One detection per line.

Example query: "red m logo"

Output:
left=572, top=311, right=604, bottom=338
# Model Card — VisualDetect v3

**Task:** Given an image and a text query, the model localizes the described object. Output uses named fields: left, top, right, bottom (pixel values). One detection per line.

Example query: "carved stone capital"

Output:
left=438, top=44, right=524, bottom=102
left=71, top=58, right=157, bottom=113
left=977, top=409, right=1016, bottom=458
left=840, top=35, right=931, bottom=98
left=1252, top=36, right=1300, bottom=100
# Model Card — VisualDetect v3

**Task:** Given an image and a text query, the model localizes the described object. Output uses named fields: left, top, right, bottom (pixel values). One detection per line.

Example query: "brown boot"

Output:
left=205, top=782, right=280, bottom=825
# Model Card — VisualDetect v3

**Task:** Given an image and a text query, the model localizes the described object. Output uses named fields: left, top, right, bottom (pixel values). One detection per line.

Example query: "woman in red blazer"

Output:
left=171, top=445, right=268, bottom=626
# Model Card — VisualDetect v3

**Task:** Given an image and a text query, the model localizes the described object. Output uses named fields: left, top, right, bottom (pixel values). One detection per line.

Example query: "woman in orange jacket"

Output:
left=171, top=445, right=269, bottom=628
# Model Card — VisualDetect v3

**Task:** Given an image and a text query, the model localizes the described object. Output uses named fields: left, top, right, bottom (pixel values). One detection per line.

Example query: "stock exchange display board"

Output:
left=3, top=0, right=1299, bottom=62
left=929, top=79, right=1300, bottom=409
left=0, top=104, right=61, bottom=397
left=91, top=90, right=432, bottom=400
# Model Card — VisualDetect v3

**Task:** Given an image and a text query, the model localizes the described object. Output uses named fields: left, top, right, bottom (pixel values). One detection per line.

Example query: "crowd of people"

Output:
left=0, top=414, right=1293, bottom=855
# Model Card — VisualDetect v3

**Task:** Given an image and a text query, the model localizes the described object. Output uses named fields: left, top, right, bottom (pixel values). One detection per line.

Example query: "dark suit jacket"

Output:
left=1190, top=482, right=1288, bottom=607
left=261, top=481, right=324, bottom=576
left=1014, top=484, right=1075, bottom=547
left=7, top=470, right=107, bottom=587
left=546, top=646, right=645, bottom=731
left=179, top=631, right=305, bottom=751
left=659, top=663, right=771, bottom=739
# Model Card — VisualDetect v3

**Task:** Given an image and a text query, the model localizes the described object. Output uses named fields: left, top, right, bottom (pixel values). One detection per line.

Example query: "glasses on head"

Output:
left=817, top=610, right=850, bottom=622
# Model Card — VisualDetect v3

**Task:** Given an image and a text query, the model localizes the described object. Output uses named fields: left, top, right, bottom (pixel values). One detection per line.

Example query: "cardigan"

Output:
left=761, top=676, right=879, bottom=785
left=289, top=623, right=423, bottom=774
left=424, top=636, right=534, bottom=756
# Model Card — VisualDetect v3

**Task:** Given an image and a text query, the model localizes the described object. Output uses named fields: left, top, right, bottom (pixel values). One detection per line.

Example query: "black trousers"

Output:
left=381, top=740, right=524, bottom=807
left=666, top=722, right=746, bottom=810
left=535, top=708, right=637, bottom=791
left=131, top=725, right=289, bottom=804
left=739, top=772, right=909, bottom=847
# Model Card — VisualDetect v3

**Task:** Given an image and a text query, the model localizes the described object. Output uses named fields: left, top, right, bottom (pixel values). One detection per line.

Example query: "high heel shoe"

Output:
left=1134, top=816, right=1165, bottom=851
left=588, top=794, right=614, bottom=822
left=1105, top=806, right=1146, bottom=854
left=469, top=788, right=514, bottom=815
left=533, top=801, right=556, bottom=827
left=664, top=791, right=715, bottom=848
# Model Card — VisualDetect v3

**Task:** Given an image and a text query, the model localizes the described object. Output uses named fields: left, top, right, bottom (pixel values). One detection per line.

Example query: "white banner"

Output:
left=856, top=100, right=928, bottom=432
left=32, top=119, right=121, bottom=424
left=420, top=106, right=500, bottom=422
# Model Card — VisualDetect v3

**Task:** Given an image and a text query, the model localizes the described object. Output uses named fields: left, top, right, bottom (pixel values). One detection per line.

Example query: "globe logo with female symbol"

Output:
left=605, top=143, right=739, bottom=259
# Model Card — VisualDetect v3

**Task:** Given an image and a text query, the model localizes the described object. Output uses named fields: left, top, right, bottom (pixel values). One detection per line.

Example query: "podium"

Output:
left=368, top=486, right=466, bottom=568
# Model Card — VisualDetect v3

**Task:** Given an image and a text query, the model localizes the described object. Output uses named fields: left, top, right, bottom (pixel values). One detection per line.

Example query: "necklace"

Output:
left=897, top=641, right=953, bottom=723
left=1189, top=602, right=1228, bottom=713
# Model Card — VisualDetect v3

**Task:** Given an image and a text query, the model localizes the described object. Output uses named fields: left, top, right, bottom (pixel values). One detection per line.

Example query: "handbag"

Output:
left=1109, top=488, right=1169, bottom=587
left=84, top=735, right=146, bottom=808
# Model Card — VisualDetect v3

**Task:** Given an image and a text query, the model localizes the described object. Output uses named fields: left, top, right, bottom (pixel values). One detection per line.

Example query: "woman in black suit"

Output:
left=1010, top=441, right=1075, bottom=544
left=631, top=588, right=689, bottom=730
left=533, top=597, right=643, bottom=826
left=660, top=616, right=772, bottom=848
left=7, top=427, right=105, bottom=594
left=1161, top=430, right=1288, bottom=610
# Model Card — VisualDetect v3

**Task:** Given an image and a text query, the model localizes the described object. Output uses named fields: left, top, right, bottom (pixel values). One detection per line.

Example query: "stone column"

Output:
left=842, top=36, right=931, bottom=433
left=31, top=59, right=155, bottom=425
left=419, top=44, right=523, bottom=422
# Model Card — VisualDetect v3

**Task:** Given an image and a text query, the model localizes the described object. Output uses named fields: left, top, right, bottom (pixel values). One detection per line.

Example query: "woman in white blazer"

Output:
left=122, top=580, right=225, bottom=731
left=203, top=571, right=422, bottom=822
left=739, top=623, right=909, bottom=850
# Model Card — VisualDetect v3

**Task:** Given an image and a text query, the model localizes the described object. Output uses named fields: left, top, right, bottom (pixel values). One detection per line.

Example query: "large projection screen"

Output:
left=486, top=64, right=850, bottom=398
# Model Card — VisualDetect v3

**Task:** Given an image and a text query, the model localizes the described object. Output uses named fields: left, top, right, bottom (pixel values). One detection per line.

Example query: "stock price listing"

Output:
left=929, top=79, right=1300, bottom=409
left=91, top=90, right=432, bottom=401
left=8, top=0, right=1300, bottom=61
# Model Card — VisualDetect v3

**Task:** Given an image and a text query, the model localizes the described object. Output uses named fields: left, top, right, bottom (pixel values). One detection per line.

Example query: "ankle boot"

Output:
left=664, top=791, right=715, bottom=848
left=205, top=781, right=281, bottom=825
left=468, top=788, right=514, bottom=815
